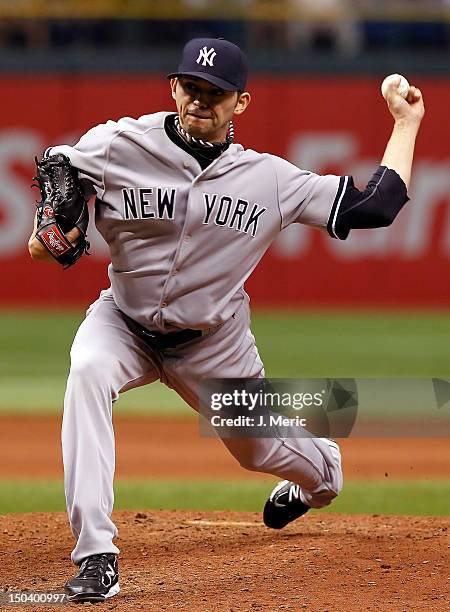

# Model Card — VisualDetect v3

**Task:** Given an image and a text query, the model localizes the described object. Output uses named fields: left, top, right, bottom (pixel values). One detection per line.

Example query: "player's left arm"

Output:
left=28, top=211, right=81, bottom=262
left=328, top=79, right=425, bottom=240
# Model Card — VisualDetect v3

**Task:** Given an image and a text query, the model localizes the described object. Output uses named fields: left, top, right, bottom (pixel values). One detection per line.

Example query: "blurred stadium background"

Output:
left=0, top=1, right=448, bottom=516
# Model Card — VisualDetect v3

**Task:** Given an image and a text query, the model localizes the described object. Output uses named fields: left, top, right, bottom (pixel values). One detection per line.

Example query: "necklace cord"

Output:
left=175, top=115, right=234, bottom=149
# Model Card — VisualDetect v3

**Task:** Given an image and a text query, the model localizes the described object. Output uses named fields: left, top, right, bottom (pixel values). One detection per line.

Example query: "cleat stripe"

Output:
left=269, top=480, right=290, bottom=501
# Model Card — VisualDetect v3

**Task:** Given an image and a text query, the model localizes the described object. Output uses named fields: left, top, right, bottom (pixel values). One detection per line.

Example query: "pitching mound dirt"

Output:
left=1, top=510, right=448, bottom=612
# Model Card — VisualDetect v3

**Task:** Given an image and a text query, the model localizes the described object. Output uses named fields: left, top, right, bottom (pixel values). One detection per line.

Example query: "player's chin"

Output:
left=189, top=124, right=215, bottom=140
left=185, top=114, right=213, bottom=131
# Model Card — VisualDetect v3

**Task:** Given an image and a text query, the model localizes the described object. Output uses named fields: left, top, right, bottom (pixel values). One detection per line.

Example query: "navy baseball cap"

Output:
left=167, top=37, right=248, bottom=92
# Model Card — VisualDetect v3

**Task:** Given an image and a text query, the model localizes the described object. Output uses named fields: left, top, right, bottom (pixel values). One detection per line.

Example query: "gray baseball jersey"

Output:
left=50, top=111, right=340, bottom=331
left=52, top=111, right=344, bottom=564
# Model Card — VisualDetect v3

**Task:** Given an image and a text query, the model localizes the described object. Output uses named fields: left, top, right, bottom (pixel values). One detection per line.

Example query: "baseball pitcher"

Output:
left=28, top=38, right=425, bottom=602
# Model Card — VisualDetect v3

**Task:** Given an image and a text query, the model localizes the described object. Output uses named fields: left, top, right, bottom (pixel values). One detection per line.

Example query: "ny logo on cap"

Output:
left=196, top=46, right=217, bottom=67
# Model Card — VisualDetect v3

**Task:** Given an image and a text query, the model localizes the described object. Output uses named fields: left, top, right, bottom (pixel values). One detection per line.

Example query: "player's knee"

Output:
left=311, top=486, right=340, bottom=509
left=68, top=351, right=111, bottom=386
left=326, top=485, right=341, bottom=503
left=69, top=354, right=94, bottom=380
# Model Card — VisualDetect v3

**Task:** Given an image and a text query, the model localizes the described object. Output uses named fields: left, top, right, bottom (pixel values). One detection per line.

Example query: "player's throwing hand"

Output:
left=384, top=76, right=425, bottom=125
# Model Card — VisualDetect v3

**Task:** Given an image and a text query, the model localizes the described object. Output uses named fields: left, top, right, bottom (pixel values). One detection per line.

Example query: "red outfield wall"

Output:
left=1, top=75, right=449, bottom=307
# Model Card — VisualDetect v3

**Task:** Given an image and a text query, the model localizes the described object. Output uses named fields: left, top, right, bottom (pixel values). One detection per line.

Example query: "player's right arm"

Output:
left=274, top=78, right=425, bottom=241
left=325, top=83, right=425, bottom=240
left=380, top=78, right=425, bottom=189
left=277, top=85, right=425, bottom=241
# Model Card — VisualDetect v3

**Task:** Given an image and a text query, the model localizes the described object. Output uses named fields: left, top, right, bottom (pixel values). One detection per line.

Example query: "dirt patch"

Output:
left=1, top=415, right=450, bottom=480
left=0, top=510, right=448, bottom=612
left=1, top=416, right=449, bottom=610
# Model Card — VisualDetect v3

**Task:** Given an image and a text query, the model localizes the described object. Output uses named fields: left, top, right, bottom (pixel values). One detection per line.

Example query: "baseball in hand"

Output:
left=381, top=74, right=410, bottom=100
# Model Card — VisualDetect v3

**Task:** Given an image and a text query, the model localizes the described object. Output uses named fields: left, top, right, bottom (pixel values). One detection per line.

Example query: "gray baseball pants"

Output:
left=62, top=290, right=343, bottom=564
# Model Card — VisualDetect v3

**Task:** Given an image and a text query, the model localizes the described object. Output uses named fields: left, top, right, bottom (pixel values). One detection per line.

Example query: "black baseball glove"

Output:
left=33, top=153, right=90, bottom=268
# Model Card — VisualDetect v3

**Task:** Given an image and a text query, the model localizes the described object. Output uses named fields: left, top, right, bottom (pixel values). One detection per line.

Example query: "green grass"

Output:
left=253, top=309, right=450, bottom=378
left=0, top=479, right=448, bottom=516
left=0, top=309, right=448, bottom=414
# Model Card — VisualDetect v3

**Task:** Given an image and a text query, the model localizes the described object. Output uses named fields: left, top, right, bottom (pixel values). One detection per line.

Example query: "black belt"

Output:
left=121, top=311, right=202, bottom=351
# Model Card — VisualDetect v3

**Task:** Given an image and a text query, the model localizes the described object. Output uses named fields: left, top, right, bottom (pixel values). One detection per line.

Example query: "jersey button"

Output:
left=183, top=161, right=191, bottom=168
left=161, top=301, right=168, bottom=308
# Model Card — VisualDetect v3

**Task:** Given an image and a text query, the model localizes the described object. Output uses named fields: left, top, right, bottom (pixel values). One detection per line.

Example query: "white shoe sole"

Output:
left=105, top=582, right=120, bottom=599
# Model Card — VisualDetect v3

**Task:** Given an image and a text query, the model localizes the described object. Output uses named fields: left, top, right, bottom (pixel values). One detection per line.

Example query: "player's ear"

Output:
left=170, top=78, right=178, bottom=100
left=234, top=91, right=251, bottom=116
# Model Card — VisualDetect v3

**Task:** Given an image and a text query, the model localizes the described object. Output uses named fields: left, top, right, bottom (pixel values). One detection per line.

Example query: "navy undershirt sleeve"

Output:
left=327, top=166, right=409, bottom=240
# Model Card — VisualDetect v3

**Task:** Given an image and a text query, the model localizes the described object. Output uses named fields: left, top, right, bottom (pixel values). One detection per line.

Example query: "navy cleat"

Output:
left=263, top=480, right=310, bottom=529
left=64, top=553, right=120, bottom=603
